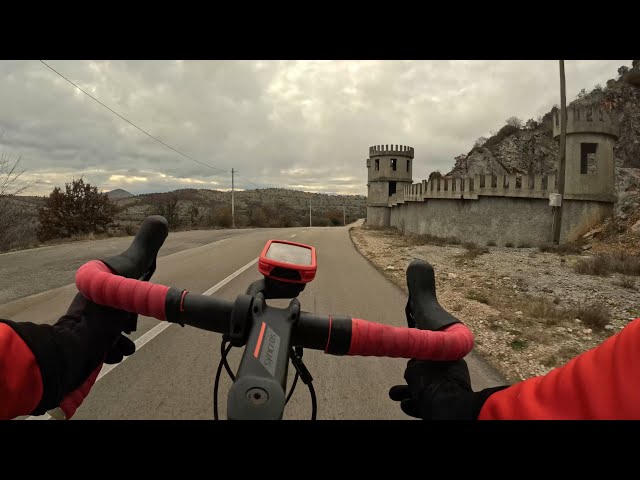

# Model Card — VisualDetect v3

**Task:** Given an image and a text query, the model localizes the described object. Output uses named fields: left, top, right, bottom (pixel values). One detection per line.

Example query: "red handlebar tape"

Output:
left=76, top=261, right=169, bottom=321
left=348, top=319, right=474, bottom=361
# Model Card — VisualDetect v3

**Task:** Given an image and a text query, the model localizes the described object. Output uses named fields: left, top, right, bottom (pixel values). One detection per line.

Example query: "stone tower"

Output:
left=366, top=144, right=414, bottom=227
left=553, top=105, right=618, bottom=202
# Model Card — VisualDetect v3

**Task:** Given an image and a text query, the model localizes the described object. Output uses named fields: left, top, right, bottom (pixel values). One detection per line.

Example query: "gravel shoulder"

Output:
left=349, top=226, right=639, bottom=383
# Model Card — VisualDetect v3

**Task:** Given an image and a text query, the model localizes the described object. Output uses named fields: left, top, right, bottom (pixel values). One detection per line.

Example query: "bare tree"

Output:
left=147, top=193, right=181, bottom=229
left=474, top=136, right=488, bottom=148
left=505, top=116, right=523, bottom=129
left=0, top=141, right=33, bottom=251
left=524, top=118, right=539, bottom=130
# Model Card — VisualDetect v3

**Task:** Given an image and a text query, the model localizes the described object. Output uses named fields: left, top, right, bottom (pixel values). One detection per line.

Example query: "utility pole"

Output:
left=343, top=205, right=346, bottom=226
left=553, top=60, right=567, bottom=244
left=231, top=168, right=235, bottom=229
left=309, top=200, right=312, bottom=227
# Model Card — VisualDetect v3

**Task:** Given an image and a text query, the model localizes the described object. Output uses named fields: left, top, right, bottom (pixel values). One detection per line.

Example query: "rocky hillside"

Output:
left=0, top=187, right=366, bottom=253
left=446, top=60, right=640, bottom=217
left=114, top=187, right=367, bottom=229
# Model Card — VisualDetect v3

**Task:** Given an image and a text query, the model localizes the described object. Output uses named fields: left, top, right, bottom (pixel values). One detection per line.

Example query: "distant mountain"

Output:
left=106, top=189, right=134, bottom=200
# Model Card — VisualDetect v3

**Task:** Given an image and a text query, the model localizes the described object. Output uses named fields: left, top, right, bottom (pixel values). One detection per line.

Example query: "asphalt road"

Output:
left=0, top=228, right=262, bottom=305
left=1, top=223, right=505, bottom=420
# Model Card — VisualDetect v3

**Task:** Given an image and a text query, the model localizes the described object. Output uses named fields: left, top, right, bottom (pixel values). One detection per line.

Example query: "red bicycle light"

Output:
left=258, top=240, right=317, bottom=284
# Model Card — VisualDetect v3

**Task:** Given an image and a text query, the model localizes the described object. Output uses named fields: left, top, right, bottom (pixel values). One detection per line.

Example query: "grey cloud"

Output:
left=0, top=59, right=630, bottom=196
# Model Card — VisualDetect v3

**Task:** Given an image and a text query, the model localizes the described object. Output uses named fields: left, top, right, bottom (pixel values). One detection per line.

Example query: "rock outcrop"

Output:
left=446, top=61, right=640, bottom=218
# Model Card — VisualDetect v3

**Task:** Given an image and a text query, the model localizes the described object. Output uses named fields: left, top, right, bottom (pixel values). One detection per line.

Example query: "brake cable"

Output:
left=289, top=346, right=317, bottom=420
left=213, top=339, right=317, bottom=420
left=213, top=339, right=233, bottom=420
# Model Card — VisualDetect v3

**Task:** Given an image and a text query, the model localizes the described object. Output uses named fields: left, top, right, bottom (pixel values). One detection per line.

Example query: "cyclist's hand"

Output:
left=57, top=292, right=136, bottom=367
left=3, top=292, right=137, bottom=417
left=47, top=293, right=136, bottom=418
left=389, top=359, right=507, bottom=420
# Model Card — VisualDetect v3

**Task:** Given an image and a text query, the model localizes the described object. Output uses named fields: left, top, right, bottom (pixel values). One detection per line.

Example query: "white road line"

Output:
left=203, top=258, right=258, bottom=296
left=290, top=234, right=296, bottom=238
left=26, top=257, right=259, bottom=421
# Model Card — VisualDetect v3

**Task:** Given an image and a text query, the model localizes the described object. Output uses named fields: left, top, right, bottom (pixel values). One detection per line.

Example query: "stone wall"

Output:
left=389, top=197, right=554, bottom=246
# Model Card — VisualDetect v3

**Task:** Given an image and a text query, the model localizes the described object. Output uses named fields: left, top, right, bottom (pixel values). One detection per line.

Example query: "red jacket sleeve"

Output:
left=479, top=318, right=640, bottom=420
left=0, top=323, right=43, bottom=419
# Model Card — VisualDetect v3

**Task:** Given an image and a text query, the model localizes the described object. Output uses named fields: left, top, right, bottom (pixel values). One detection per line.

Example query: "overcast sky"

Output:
left=0, top=60, right=630, bottom=196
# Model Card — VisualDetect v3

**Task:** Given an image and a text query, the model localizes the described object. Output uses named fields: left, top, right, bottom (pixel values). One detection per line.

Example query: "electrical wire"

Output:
left=39, top=61, right=365, bottom=219
left=39, top=60, right=229, bottom=176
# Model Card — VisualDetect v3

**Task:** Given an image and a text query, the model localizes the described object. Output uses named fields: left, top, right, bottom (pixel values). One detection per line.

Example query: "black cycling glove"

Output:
left=0, top=292, right=136, bottom=415
left=389, top=359, right=508, bottom=420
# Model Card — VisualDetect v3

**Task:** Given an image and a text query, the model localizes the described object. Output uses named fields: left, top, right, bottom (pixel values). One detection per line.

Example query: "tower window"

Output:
left=375, top=159, right=379, bottom=171
left=407, top=160, right=410, bottom=172
left=389, top=181, right=397, bottom=196
left=580, top=143, right=597, bottom=175
left=391, top=158, right=397, bottom=171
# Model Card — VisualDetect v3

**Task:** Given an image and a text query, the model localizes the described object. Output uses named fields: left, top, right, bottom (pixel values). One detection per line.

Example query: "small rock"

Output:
left=632, top=220, right=640, bottom=233
left=604, top=325, right=614, bottom=331
left=583, top=337, right=592, bottom=341
left=557, top=327, right=566, bottom=332
left=385, top=266, right=396, bottom=271
left=502, top=277, right=510, bottom=281
left=574, top=318, right=582, bottom=323
left=582, top=244, right=592, bottom=251
left=448, top=273, right=458, bottom=279
left=583, top=226, right=603, bottom=239
left=567, top=328, right=573, bottom=333
left=582, top=328, right=592, bottom=334
left=515, top=311, right=523, bottom=316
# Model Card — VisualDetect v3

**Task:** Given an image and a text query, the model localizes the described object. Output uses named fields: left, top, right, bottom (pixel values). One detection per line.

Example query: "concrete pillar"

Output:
left=484, top=174, right=493, bottom=191
left=534, top=174, right=544, bottom=193
left=473, top=174, right=481, bottom=192
left=521, top=175, right=530, bottom=191
left=507, top=174, right=517, bottom=191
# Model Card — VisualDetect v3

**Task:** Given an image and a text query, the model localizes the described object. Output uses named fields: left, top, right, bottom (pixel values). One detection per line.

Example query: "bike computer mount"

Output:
left=223, top=240, right=318, bottom=420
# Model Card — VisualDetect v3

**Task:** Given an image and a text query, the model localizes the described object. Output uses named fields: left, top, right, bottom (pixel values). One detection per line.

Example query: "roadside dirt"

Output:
left=349, top=226, right=640, bottom=383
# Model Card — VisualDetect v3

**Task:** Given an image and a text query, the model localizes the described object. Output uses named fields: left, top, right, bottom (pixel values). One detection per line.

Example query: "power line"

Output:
left=38, top=61, right=367, bottom=199
left=39, top=60, right=229, bottom=176
left=236, top=174, right=269, bottom=190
